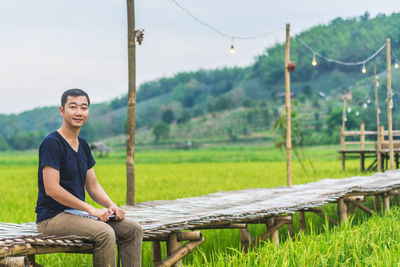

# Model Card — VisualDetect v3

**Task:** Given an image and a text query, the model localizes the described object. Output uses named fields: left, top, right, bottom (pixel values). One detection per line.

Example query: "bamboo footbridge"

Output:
left=2, top=171, right=400, bottom=266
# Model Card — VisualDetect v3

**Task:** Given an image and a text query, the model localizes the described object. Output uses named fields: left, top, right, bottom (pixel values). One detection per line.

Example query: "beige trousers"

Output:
left=37, top=212, right=143, bottom=267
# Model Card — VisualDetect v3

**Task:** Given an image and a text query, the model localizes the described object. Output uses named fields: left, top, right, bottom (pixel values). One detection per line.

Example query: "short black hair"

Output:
left=61, top=88, right=90, bottom=107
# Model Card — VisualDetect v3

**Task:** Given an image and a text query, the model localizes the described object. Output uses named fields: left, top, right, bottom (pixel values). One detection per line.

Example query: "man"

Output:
left=35, top=89, right=142, bottom=267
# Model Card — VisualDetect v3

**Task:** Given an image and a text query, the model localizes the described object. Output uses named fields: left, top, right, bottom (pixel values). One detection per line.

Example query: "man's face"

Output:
left=59, top=95, right=89, bottom=129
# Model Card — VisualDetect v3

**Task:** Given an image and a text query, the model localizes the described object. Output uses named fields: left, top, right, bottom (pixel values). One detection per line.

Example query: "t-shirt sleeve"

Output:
left=83, top=140, right=96, bottom=169
left=39, top=139, right=62, bottom=171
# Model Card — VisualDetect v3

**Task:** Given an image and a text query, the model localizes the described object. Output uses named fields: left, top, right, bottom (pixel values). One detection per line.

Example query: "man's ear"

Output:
left=59, top=106, right=64, bottom=116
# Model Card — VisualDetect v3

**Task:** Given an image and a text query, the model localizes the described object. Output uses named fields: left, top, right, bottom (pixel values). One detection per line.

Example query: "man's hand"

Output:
left=108, top=204, right=125, bottom=220
left=88, top=206, right=110, bottom=222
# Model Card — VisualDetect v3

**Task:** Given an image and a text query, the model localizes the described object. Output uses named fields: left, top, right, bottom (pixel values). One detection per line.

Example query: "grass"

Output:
left=0, top=144, right=385, bottom=266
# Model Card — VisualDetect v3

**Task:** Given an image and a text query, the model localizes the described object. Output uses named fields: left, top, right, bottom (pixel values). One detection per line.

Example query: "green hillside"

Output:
left=1, top=11, right=400, bottom=150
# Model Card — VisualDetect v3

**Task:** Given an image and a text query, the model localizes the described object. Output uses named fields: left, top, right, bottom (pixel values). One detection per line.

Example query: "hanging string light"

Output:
left=395, top=59, right=399, bottom=69
left=297, top=37, right=386, bottom=72
left=361, top=64, right=367, bottom=74
left=347, top=107, right=352, bottom=113
left=312, top=54, right=317, bottom=66
left=356, top=111, right=360, bottom=116
left=170, top=0, right=284, bottom=52
left=230, top=38, right=235, bottom=54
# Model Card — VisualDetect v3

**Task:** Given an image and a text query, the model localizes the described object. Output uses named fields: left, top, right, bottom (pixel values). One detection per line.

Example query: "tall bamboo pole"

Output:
left=387, top=38, right=394, bottom=170
left=284, top=24, right=292, bottom=187
left=374, top=66, right=382, bottom=171
left=126, top=0, right=136, bottom=205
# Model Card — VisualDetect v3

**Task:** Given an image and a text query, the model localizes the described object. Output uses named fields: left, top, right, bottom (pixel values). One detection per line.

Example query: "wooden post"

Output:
left=126, top=0, right=137, bottom=205
left=360, top=123, right=365, bottom=150
left=266, top=217, right=279, bottom=245
left=387, top=38, right=394, bottom=170
left=298, top=211, right=306, bottom=232
left=382, top=192, right=390, bottom=212
left=338, top=198, right=348, bottom=224
left=374, top=195, right=381, bottom=212
left=239, top=226, right=254, bottom=252
left=284, top=24, right=292, bottom=187
left=166, top=233, right=181, bottom=267
left=152, top=241, right=162, bottom=267
left=360, top=123, right=365, bottom=171
left=374, top=66, right=382, bottom=172
left=342, top=98, right=347, bottom=142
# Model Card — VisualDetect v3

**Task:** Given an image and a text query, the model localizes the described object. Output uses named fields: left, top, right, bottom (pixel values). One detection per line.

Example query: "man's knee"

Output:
left=128, top=220, right=143, bottom=240
left=93, top=223, right=116, bottom=247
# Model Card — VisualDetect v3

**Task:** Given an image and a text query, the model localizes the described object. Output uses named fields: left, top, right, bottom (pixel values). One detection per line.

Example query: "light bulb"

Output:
left=367, top=99, right=371, bottom=104
left=312, top=54, right=317, bottom=66
left=389, top=99, right=393, bottom=109
left=347, top=107, right=352, bottom=113
left=230, top=44, right=235, bottom=54
left=363, top=103, right=368, bottom=109
left=361, top=64, right=366, bottom=74
left=395, top=60, right=399, bottom=69
left=378, top=108, right=381, bottom=114
left=344, top=116, right=347, bottom=122
left=356, top=111, right=360, bottom=116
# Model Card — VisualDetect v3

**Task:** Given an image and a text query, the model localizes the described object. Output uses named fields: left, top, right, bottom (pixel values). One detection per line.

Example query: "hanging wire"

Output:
left=170, top=0, right=284, bottom=40
left=296, top=37, right=387, bottom=66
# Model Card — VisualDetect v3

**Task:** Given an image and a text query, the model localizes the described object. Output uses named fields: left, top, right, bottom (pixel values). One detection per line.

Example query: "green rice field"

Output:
left=0, top=144, right=394, bottom=266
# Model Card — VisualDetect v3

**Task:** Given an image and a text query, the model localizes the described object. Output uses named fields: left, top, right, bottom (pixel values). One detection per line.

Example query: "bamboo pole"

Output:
left=126, top=0, right=137, bottom=205
left=338, top=198, right=348, bottom=224
left=284, top=24, right=292, bottom=187
left=152, top=241, right=162, bottom=267
left=160, top=237, right=205, bottom=267
left=239, top=227, right=254, bottom=252
left=374, top=66, right=382, bottom=171
left=387, top=38, right=394, bottom=170
left=298, top=211, right=306, bottom=232
left=166, top=233, right=181, bottom=267
left=0, top=257, right=28, bottom=267
left=383, top=192, right=390, bottom=212
left=266, top=217, right=279, bottom=245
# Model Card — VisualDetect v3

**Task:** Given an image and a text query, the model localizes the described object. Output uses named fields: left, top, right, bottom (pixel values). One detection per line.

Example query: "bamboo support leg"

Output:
left=383, top=192, right=390, bottom=212
left=338, top=198, right=348, bottom=224
left=266, top=218, right=279, bottom=245
left=374, top=195, right=381, bottom=212
left=360, top=153, right=365, bottom=172
left=239, top=226, right=254, bottom=252
left=152, top=241, right=162, bottom=267
left=166, top=233, right=181, bottom=267
left=27, top=255, right=43, bottom=267
left=287, top=215, right=294, bottom=238
left=341, top=153, right=345, bottom=171
left=160, top=237, right=205, bottom=267
left=298, top=211, right=306, bottom=232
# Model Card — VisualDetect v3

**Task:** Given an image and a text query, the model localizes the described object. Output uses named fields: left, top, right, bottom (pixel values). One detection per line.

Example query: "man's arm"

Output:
left=85, top=168, right=125, bottom=220
left=42, top=166, right=109, bottom=221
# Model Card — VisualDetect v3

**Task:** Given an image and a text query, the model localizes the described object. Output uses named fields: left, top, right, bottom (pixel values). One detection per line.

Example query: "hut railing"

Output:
left=341, top=124, right=400, bottom=151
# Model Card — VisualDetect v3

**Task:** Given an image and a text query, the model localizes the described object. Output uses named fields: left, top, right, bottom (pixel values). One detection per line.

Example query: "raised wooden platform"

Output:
left=2, top=170, right=400, bottom=266
left=339, top=149, right=400, bottom=171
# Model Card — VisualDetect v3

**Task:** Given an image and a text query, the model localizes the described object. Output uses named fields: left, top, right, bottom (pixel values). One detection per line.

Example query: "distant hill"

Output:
left=1, top=11, right=400, bottom=150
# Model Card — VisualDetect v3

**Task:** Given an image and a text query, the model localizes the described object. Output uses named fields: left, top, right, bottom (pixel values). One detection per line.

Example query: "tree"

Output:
left=161, top=109, right=175, bottom=124
left=152, top=122, right=170, bottom=142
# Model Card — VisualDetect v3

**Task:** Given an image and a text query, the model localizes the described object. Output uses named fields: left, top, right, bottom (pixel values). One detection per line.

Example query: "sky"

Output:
left=0, top=0, right=398, bottom=114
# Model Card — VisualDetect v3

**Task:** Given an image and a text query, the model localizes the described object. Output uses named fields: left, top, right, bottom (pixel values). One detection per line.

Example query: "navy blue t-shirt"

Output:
left=35, top=131, right=96, bottom=223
